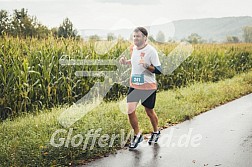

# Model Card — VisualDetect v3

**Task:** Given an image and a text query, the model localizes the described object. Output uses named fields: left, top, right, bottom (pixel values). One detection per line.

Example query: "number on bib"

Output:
left=131, top=74, right=144, bottom=85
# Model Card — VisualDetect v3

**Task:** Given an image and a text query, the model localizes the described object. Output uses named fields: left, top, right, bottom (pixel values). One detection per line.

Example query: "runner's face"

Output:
left=133, top=31, right=146, bottom=47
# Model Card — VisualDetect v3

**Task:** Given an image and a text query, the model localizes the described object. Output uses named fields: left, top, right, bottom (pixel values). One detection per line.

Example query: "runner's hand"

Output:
left=119, top=56, right=127, bottom=65
left=139, top=60, right=150, bottom=69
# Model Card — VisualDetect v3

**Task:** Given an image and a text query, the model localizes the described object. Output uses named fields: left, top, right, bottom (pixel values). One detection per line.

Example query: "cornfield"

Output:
left=0, top=35, right=251, bottom=119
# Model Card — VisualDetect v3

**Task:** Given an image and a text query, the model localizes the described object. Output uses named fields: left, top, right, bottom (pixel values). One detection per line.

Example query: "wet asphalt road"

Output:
left=83, top=93, right=252, bottom=167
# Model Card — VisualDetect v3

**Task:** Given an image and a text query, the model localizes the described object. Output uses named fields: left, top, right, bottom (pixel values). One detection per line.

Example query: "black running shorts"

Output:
left=127, top=87, right=156, bottom=109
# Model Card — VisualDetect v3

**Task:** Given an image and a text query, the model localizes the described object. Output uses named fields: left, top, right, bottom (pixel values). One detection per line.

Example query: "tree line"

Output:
left=0, top=8, right=79, bottom=39
left=1, top=8, right=252, bottom=43
left=225, top=27, right=252, bottom=43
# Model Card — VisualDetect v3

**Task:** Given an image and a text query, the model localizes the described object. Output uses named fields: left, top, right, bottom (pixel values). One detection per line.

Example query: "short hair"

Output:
left=134, top=27, right=148, bottom=37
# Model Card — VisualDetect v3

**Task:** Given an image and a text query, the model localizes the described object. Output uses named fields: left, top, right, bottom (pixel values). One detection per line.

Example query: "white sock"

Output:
left=136, top=132, right=141, bottom=137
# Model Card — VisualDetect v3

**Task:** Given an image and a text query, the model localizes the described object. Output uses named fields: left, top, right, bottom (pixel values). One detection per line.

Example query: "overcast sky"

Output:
left=1, top=0, right=252, bottom=31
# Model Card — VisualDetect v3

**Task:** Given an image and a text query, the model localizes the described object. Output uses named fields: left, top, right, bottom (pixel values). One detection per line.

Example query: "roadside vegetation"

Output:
left=0, top=70, right=251, bottom=166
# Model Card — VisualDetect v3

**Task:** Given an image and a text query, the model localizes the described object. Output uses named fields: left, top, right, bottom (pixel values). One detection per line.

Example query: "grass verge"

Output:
left=0, top=70, right=252, bottom=166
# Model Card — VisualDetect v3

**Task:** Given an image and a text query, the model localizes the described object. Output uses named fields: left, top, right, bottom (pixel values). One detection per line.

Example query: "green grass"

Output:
left=0, top=70, right=252, bottom=166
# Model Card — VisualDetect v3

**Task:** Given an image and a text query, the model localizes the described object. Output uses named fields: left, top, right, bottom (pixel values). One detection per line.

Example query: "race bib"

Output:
left=131, top=74, right=144, bottom=85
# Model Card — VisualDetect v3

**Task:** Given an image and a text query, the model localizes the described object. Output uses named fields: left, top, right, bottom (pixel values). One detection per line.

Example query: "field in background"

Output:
left=0, top=36, right=251, bottom=119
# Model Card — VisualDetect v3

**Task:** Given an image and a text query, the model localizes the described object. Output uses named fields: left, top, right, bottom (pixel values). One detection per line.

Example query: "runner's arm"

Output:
left=145, top=65, right=162, bottom=74
left=119, top=56, right=131, bottom=65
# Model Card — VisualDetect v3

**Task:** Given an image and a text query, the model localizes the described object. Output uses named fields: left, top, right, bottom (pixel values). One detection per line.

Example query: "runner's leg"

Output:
left=128, top=102, right=139, bottom=135
left=145, top=107, right=158, bottom=132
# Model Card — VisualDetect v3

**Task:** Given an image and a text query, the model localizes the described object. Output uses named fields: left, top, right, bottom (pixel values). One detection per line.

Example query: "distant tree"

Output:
left=226, top=36, right=239, bottom=43
left=167, top=37, right=176, bottom=43
left=180, top=38, right=187, bottom=42
left=50, top=27, right=58, bottom=38
left=243, top=26, right=252, bottom=43
left=10, top=8, right=36, bottom=37
left=156, top=30, right=165, bottom=43
left=0, top=8, right=81, bottom=39
left=58, top=18, right=78, bottom=38
left=31, top=16, right=50, bottom=39
left=0, top=10, right=10, bottom=36
left=5, top=8, right=50, bottom=38
left=35, top=24, right=50, bottom=39
left=107, top=33, right=115, bottom=41
left=186, top=33, right=203, bottom=44
left=89, top=34, right=100, bottom=41
left=208, top=38, right=217, bottom=44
